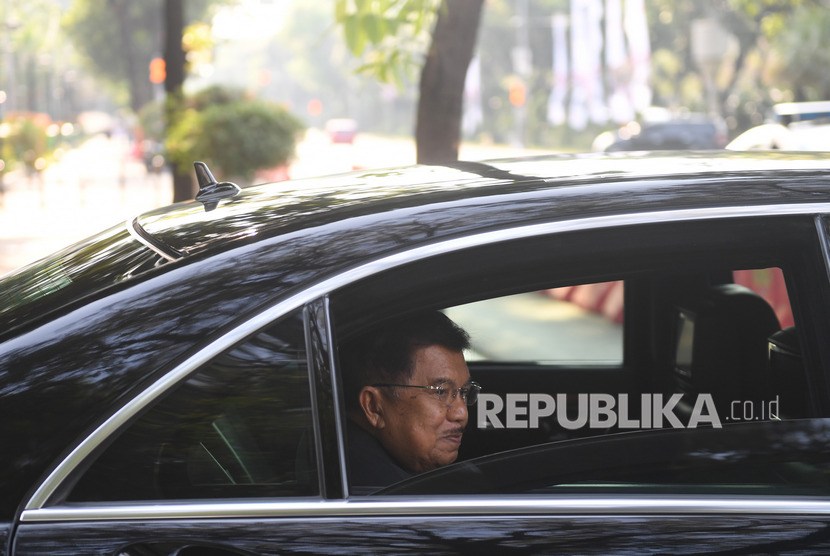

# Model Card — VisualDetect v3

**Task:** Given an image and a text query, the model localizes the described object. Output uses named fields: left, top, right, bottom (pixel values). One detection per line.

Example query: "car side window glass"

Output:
left=444, top=281, right=623, bottom=365
left=67, top=308, right=318, bottom=502
left=350, top=258, right=819, bottom=497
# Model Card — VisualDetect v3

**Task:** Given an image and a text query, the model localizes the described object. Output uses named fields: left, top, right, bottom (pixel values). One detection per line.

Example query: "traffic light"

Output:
left=307, top=99, right=322, bottom=117
left=149, top=57, right=166, bottom=84
left=509, top=81, right=526, bottom=107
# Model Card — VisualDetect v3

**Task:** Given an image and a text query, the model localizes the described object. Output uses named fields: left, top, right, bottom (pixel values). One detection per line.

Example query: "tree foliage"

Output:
left=0, top=0, right=84, bottom=116
left=642, top=0, right=829, bottom=133
left=62, top=0, right=225, bottom=114
left=63, top=0, right=159, bottom=113
left=768, top=3, right=830, bottom=101
left=1, top=114, right=50, bottom=171
left=166, top=88, right=304, bottom=183
left=3, top=0, right=63, bottom=58
left=334, top=0, right=484, bottom=163
left=334, top=0, right=440, bottom=88
left=333, top=0, right=830, bottom=152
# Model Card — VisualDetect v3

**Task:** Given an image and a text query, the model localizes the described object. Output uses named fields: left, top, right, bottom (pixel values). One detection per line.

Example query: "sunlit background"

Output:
left=1, top=0, right=829, bottom=273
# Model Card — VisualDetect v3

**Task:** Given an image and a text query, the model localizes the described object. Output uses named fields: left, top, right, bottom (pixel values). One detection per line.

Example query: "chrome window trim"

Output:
left=815, top=215, right=830, bottom=284
left=321, top=296, right=350, bottom=497
left=303, top=301, right=328, bottom=496
left=20, top=496, right=830, bottom=522
left=25, top=202, right=830, bottom=512
left=127, top=217, right=182, bottom=261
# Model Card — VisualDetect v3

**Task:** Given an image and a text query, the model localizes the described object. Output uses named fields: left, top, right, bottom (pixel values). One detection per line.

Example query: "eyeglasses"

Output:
left=372, top=381, right=481, bottom=406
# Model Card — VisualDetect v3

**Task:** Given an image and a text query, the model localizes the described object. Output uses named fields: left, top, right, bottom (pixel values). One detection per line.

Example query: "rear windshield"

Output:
left=0, top=224, right=167, bottom=340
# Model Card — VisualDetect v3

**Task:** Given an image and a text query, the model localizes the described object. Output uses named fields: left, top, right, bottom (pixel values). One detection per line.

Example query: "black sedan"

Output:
left=3, top=152, right=830, bottom=554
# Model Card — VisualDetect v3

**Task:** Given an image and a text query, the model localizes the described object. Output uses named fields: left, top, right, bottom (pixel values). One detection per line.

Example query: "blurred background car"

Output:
left=726, top=101, right=830, bottom=151
left=593, top=109, right=727, bottom=152
left=325, top=118, right=359, bottom=144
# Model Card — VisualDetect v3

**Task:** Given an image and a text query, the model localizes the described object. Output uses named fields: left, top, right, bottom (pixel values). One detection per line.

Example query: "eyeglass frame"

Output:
left=371, top=381, right=481, bottom=406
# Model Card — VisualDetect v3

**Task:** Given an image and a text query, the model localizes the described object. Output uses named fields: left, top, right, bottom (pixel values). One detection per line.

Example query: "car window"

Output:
left=66, top=308, right=318, bottom=502
left=332, top=217, right=826, bottom=498
left=382, top=262, right=811, bottom=495
left=445, top=281, right=623, bottom=365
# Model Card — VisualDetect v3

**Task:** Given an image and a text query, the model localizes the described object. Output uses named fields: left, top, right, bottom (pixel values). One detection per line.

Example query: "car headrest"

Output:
left=673, top=283, right=780, bottom=407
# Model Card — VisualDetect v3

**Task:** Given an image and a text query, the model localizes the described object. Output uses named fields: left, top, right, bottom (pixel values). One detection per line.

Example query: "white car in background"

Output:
left=727, top=101, right=830, bottom=151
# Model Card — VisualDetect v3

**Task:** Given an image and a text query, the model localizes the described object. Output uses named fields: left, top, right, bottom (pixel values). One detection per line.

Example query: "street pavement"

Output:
left=0, top=135, right=173, bottom=276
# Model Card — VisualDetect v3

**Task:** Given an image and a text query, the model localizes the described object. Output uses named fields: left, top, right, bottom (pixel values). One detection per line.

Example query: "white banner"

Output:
left=605, top=0, right=634, bottom=123
left=625, top=0, right=652, bottom=112
left=547, top=14, right=569, bottom=126
left=462, top=55, right=483, bottom=136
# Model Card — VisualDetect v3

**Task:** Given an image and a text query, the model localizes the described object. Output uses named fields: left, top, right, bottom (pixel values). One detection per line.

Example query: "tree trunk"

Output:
left=111, top=0, right=151, bottom=114
left=415, top=0, right=484, bottom=164
left=164, top=0, right=193, bottom=203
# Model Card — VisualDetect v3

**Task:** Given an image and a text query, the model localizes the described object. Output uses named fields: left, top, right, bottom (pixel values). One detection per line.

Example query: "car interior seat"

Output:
left=671, top=283, right=781, bottom=423
left=767, top=326, right=809, bottom=419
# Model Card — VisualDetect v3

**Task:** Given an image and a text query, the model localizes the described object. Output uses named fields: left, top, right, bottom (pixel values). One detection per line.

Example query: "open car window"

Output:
left=445, top=282, right=624, bottom=365
left=332, top=216, right=829, bottom=498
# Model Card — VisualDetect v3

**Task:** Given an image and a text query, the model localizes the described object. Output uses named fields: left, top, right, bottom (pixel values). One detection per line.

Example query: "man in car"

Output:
left=340, top=311, right=479, bottom=493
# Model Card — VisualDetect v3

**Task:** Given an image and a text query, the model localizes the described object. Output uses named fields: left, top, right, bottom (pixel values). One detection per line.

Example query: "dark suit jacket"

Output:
left=347, top=419, right=412, bottom=494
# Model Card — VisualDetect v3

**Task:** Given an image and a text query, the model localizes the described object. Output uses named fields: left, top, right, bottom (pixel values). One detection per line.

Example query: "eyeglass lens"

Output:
left=440, top=383, right=479, bottom=406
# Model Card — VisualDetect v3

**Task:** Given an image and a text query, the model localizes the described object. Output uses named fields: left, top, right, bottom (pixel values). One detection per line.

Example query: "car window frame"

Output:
left=23, top=304, right=329, bottom=512
left=60, top=307, right=323, bottom=504
left=328, top=213, right=830, bottom=498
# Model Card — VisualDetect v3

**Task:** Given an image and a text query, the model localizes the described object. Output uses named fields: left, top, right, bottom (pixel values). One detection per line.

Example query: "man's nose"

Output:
left=448, top=393, right=468, bottom=422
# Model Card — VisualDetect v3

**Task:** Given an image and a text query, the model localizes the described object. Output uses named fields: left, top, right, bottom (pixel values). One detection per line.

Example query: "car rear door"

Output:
left=13, top=212, right=830, bottom=554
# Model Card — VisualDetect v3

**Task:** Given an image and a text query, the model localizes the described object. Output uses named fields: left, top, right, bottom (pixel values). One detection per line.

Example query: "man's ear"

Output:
left=359, top=386, right=386, bottom=430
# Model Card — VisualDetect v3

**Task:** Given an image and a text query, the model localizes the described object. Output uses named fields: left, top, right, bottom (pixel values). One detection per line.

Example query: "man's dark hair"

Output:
left=340, top=311, right=470, bottom=410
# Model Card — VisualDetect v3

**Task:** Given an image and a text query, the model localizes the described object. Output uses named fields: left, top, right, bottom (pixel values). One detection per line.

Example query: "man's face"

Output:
left=376, top=345, right=470, bottom=473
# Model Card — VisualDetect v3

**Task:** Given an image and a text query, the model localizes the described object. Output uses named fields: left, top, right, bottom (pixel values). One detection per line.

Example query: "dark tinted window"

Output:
left=68, top=309, right=318, bottom=502
left=382, top=418, right=830, bottom=496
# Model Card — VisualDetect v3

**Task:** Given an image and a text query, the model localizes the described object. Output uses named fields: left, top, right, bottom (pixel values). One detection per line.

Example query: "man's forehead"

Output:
left=412, top=346, right=469, bottom=384
left=428, top=375, right=472, bottom=386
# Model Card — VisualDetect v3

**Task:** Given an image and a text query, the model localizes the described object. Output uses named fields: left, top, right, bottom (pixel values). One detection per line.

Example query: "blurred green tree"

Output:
left=63, top=0, right=158, bottom=113
left=335, top=0, right=484, bottom=164
left=2, top=113, right=57, bottom=175
left=166, top=89, right=304, bottom=184
left=335, top=0, right=829, bottom=152
left=767, top=3, right=830, bottom=101
left=1, top=0, right=79, bottom=116
left=63, top=0, right=224, bottom=114
left=647, top=0, right=827, bottom=135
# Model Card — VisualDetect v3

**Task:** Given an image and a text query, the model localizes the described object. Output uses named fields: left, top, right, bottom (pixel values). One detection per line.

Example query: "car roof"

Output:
left=137, top=151, right=830, bottom=259
left=3, top=151, right=828, bottom=342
